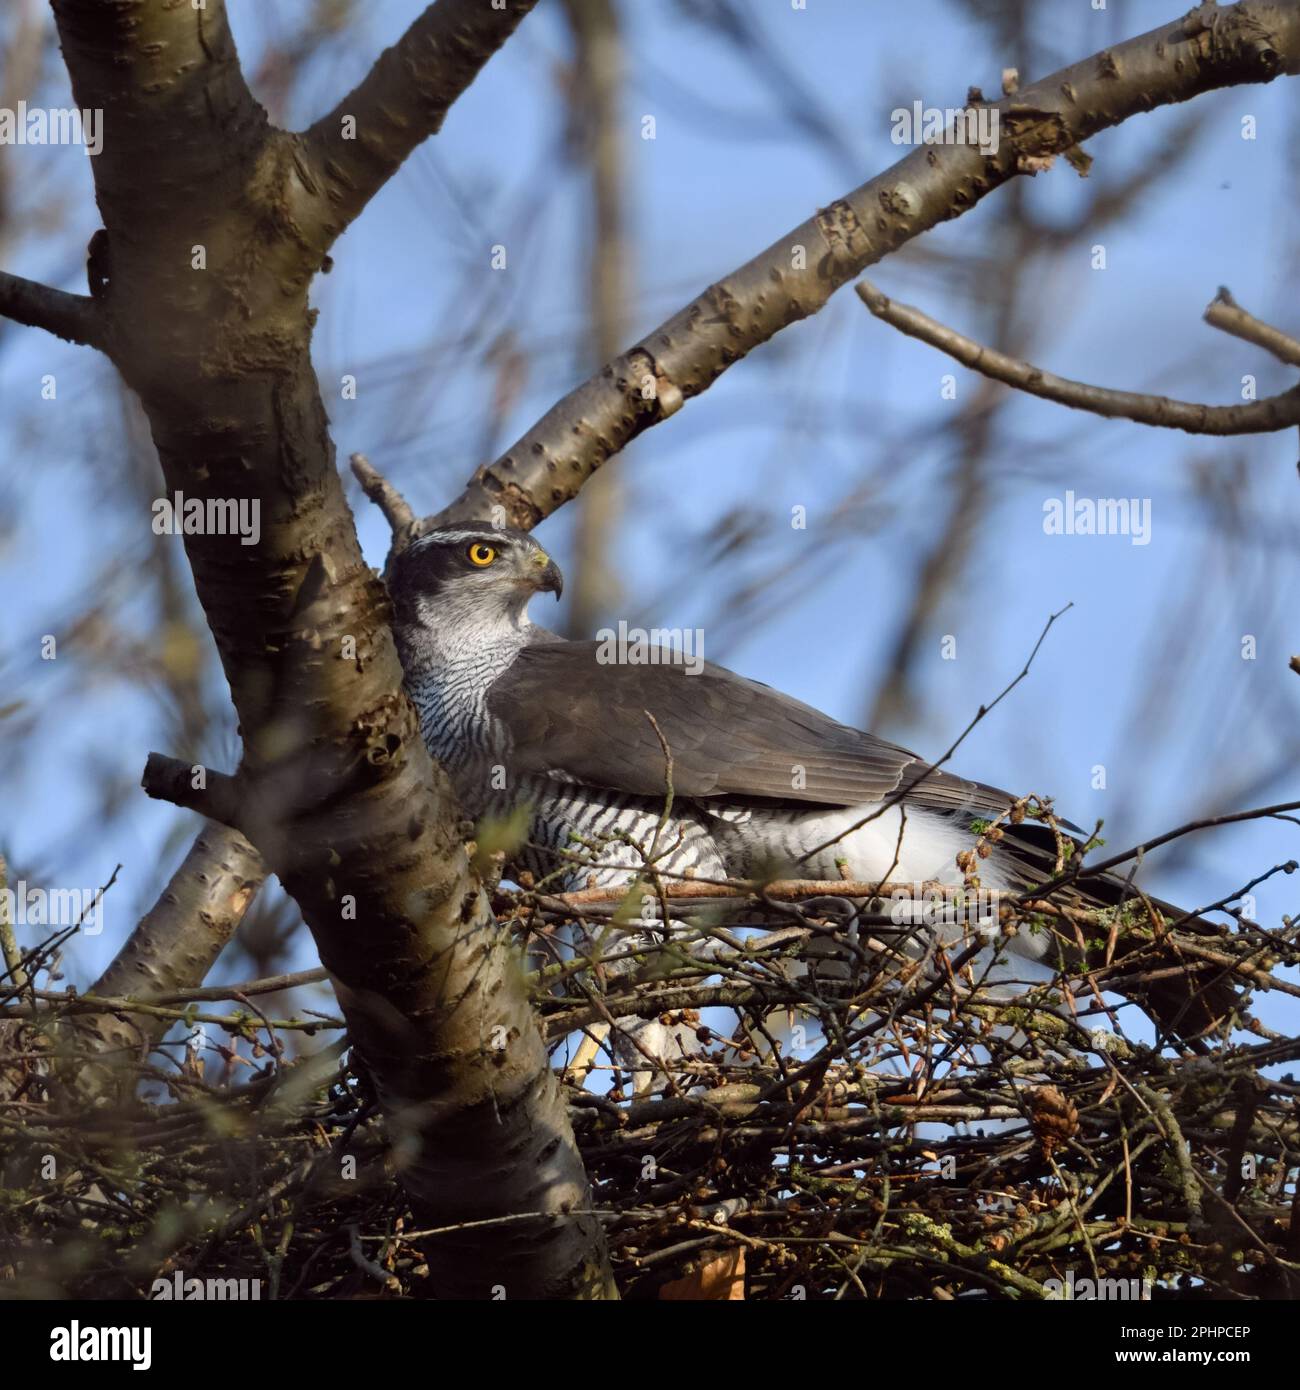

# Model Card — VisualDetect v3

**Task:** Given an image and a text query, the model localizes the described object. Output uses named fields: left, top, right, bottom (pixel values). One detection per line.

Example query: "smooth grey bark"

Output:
left=429, top=1, right=1300, bottom=531
left=74, top=825, right=265, bottom=1096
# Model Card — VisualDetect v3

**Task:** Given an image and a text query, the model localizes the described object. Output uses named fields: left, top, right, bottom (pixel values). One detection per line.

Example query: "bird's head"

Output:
left=387, top=524, right=563, bottom=637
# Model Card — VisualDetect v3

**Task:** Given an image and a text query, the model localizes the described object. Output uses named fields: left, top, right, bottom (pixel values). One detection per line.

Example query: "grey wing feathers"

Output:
left=490, top=639, right=1235, bottom=1043
left=488, top=640, right=1018, bottom=817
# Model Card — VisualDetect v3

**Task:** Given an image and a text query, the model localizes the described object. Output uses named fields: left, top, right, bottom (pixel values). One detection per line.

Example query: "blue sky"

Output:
left=1, top=0, right=1296, bottom=1041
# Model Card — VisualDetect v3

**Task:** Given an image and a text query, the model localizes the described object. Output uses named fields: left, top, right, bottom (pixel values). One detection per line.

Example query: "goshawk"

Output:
left=388, top=524, right=1236, bottom=1048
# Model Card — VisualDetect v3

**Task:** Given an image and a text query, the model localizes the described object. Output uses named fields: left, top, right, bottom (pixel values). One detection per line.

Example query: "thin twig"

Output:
left=856, top=279, right=1300, bottom=435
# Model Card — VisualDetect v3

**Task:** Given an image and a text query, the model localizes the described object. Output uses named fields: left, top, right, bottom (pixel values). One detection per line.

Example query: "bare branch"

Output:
left=349, top=452, right=418, bottom=570
left=300, top=0, right=539, bottom=240
left=0, top=856, right=28, bottom=999
left=429, top=0, right=1300, bottom=529
left=140, top=753, right=244, bottom=833
left=561, top=0, right=630, bottom=640
left=1025, top=799, right=1300, bottom=901
left=64, top=826, right=270, bottom=1095
left=83, top=825, right=264, bottom=1036
left=0, top=270, right=101, bottom=347
left=1204, top=285, right=1300, bottom=367
left=854, top=278, right=1300, bottom=435
left=130, top=965, right=327, bottom=1006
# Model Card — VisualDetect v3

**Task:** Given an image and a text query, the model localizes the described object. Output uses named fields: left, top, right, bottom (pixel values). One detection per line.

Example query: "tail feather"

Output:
left=1000, top=822, right=1242, bottom=1047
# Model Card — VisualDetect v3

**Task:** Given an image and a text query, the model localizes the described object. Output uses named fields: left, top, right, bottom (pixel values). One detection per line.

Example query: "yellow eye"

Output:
left=467, top=542, right=497, bottom=567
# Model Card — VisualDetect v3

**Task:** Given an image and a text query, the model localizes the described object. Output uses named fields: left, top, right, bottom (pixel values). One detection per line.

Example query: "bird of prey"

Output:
left=388, top=524, right=1236, bottom=1048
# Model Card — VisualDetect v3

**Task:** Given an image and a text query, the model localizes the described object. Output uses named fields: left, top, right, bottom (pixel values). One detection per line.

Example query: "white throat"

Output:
left=394, top=587, right=539, bottom=770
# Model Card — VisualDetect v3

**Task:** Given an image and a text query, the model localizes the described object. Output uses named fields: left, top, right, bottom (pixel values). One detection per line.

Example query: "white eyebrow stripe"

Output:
left=410, top=528, right=506, bottom=551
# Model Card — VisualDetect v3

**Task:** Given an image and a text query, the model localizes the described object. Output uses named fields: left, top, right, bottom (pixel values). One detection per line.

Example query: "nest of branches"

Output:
left=2, top=858, right=1299, bottom=1301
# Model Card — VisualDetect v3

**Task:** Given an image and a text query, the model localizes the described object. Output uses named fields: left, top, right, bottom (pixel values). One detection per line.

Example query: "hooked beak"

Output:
left=526, top=548, right=564, bottom=601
